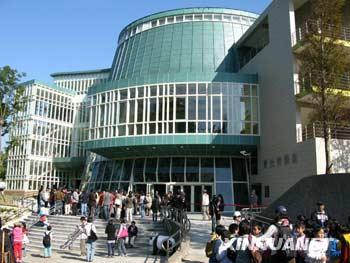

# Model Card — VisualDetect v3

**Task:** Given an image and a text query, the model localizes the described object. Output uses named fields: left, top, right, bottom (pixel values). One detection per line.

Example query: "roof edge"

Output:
left=50, top=68, right=110, bottom=77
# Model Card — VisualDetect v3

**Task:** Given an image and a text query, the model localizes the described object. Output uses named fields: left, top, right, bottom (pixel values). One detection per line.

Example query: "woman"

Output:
left=116, top=219, right=128, bottom=257
left=105, top=219, right=116, bottom=257
left=215, top=195, right=225, bottom=226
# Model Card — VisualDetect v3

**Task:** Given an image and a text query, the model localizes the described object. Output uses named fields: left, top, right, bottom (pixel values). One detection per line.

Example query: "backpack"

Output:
left=227, top=246, right=237, bottom=261
left=329, top=238, right=341, bottom=258
left=43, top=232, right=51, bottom=248
left=275, top=224, right=296, bottom=259
left=143, top=198, right=149, bottom=205
left=205, top=235, right=219, bottom=258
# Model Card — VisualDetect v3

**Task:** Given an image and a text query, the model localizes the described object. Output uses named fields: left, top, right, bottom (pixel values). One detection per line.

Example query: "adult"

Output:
left=250, top=189, right=258, bottom=207
left=233, top=211, right=242, bottom=225
left=105, top=219, right=116, bottom=257
left=139, top=192, right=146, bottom=219
left=215, top=194, right=225, bottom=226
left=49, top=189, right=56, bottom=214
left=77, top=216, right=88, bottom=257
left=71, top=189, right=79, bottom=216
left=145, top=193, right=152, bottom=216
left=88, top=191, right=97, bottom=220
left=103, top=191, right=111, bottom=220
left=125, top=192, right=134, bottom=222
left=151, top=193, right=160, bottom=222
left=37, top=185, right=44, bottom=213
left=55, top=188, right=65, bottom=215
left=202, top=189, right=210, bottom=220
left=311, top=202, right=330, bottom=228
left=85, top=217, right=98, bottom=262
left=114, top=192, right=123, bottom=221
left=80, top=191, right=89, bottom=217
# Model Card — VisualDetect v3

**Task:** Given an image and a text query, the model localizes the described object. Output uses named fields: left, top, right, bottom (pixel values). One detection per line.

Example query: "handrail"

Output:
left=302, top=122, right=350, bottom=141
left=162, top=206, right=191, bottom=258
left=60, top=227, right=82, bottom=250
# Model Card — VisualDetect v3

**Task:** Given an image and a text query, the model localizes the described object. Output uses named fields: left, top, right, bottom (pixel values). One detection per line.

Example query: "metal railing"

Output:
left=1, top=197, right=35, bottom=225
left=292, top=20, right=350, bottom=46
left=162, top=207, right=191, bottom=258
left=302, top=122, right=350, bottom=141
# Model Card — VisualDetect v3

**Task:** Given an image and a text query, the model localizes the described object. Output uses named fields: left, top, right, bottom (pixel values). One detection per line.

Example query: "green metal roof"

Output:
left=88, top=72, right=258, bottom=95
left=50, top=68, right=110, bottom=77
left=21, top=79, right=76, bottom=95
left=85, top=134, right=259, bottom=159
left=120, top=7, right=259, bottom=35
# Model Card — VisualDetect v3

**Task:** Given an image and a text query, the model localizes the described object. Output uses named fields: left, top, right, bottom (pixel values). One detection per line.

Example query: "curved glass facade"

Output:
left=88, top=82, right=259, bottom=140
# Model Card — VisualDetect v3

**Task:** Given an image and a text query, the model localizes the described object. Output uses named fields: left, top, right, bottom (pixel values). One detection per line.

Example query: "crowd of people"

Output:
left=207, top=202, right=350, bottom=263
left=37, top=186, right=187, bottom=223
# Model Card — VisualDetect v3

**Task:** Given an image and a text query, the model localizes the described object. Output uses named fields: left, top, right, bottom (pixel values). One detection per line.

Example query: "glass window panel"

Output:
left=176, top=84, right=186, bottom=95
left=211, top=83, right=221, bottom=94
left=136, top=124, right=142, bottom=135
left=169, top=84, right=174, bottom=95
left=186, top=158, right=199, bottom=182
left=118, top=125, right=126, bottom=136
left=128, top=125, right=134, bottom=135
left=212, top=122, right=221, bottom=133
left=137, top=87, right=144, bottom=97
left=158, top=158, right=170, bottom=182
left=167, top=17, right=174, bottom=23
left=185, top=15, right=193, bottom=21
left=119, top=183, right=130, bottom=192
left=240, top=97, right=251, bottom=121
left=150, top=86, right=157, bottom=96
left=159, top=85, right=164, bottom=96
left=201, top=158, right=214, bottom=182
left=188, top=122, right=196, bottom=133
left=243, top=84, right=251, bottom=96
left=252, top=98, right=258, bottom=121
left=158, top=98, right=163, bottom=121
left=232, top=158, right=247, bottom=181
left=204, top=14, right=212, bottom=20
left=176, top=16, right=183, bottom=22
left=149, top=98, right=157, bottom=121
left=194, top=14, right=202, bottom=20
left=133, top=159, right=145, bottom=182
left=120, top=159, right=133, bottom=181
left=176, top=97, right=186, bottom=119
left=120, top=89, right=128, bottom=100
left=251, top=85, right=258, bottom=96
left=149, top=123, right=156, bottom=134
left=198, top=122, right=206, bottom=133
left=169, top=97, right=174, bottom=120
left=215, top=158, right=231, bottom=181
left=188, top=97, right=196, bottom=120
left=96, top=161, right=106, bottom=182
left=119, top=102, right=126, bottom=123
left=152, top=20, right=157, bottom=27
left=130, top=88, right=135, bottom=98
left=222, top=122, right=228, bottom=133
left=253, top=123, right=259, bottom=134
left=233, top=183, right=249, bottom=206
left=240, top=122, right=251, bottom=134
left=175, top=122, right=186, bottom=133
left=103, top=161, right=114, bottom=182
left=129, top=100, right=135, bottom=123
left=214, top=14, right=222, bottom=20
left=137, top=99, right=143, bottom=122
left=212, top=96, right=221, bottom=120
left=188, top=84, right=196, bottom=94
left=198, top=83, right=206, bottom=94
left=171, top=158, right=185, bottom=182
left=168, top=122, right=173, bottom=133
left=159, top=18, right=165, bottom=25
left=145, top=158, right=157, bottom=182
left=198, top=96, right=206, bottom=120
left=158, top=123, right=163, bottom=134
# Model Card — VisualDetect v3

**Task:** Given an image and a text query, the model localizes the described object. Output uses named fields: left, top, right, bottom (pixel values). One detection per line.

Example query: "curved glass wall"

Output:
left=88, top=81, right=259, bottom=140
left=86, top=156, right=248, bottom=194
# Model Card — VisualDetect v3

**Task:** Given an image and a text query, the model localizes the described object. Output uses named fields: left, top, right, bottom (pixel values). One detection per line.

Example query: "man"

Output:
left=232, top=211, right=242, bottom=224
left=77, top=216, right=88, bottom=257
left=150, top=234, right=175, bottom=256
left=311, top=201, right=330, bottom=228
left=80, top=190, right=89, bottom=217
left=55, top=188, right=65, bottom=215
left=250, top=189, right=258, bottom=207
left=103, top=191, right=111, bottom=220
left=88, top=191, right=97, bottom=220
left=202, top=189, right=210, bottom=220
left=71, top=189, right=79, bottom=216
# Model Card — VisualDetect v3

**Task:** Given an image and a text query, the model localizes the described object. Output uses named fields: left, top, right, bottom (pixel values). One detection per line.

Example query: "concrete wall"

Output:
left=262, top=174, right=350, bottom=224
left=238, top=0, right=318, bottom=204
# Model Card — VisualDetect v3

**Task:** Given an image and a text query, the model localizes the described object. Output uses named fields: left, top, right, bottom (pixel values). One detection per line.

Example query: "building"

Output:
left=7, top=2, right=350, bottom=210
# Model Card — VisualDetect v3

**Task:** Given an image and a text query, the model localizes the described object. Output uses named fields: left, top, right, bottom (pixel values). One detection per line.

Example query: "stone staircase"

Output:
left=23, top=214, right=166, bottom=258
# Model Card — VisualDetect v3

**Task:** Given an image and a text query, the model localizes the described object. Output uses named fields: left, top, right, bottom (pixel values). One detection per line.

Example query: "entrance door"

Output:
left=194, top=185, right=213, bottom=212
left=183, top=186, right=191, bottom=212
left=134, top=184, right=147, bottom=194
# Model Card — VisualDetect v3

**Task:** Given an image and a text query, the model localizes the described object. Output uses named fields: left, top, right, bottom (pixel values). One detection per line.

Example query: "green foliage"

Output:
left=298, top=0, right=350, bottom=173
left=0, top=66, right=26, bottom=137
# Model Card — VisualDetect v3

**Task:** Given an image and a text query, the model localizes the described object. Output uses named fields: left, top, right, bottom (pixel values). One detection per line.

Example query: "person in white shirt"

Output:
left=306, top=227, right=328, bottom=263
left=85, top=217, right=97, bottom=262
left=202, top=189, right=210, bottom=220
left=149, top=235, right=176, bottom=256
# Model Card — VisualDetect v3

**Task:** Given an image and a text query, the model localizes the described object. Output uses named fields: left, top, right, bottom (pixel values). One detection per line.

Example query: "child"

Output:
left=116, top=219, right=128, bottom=257
left=12, top=222, right=23, bottom=263
left=43, top=225, right=53, bottom=258
left=105, top=219, right=116, bottom=257
left=306, top=227, right=328, bottom=263
left=22, top=222, right=29, bottom=258
left=228, top=223, right=239, bottom=238
left=295, top=222, right=307, bottom=263
left=128, top=221, right=138, bottom=248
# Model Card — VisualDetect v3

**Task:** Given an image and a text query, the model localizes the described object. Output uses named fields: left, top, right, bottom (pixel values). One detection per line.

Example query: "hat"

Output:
left=233, top=211, right=241, bottom=217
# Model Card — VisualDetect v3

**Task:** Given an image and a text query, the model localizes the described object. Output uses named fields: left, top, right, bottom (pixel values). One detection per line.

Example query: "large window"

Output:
left=88, top=82, right=259, bottom=139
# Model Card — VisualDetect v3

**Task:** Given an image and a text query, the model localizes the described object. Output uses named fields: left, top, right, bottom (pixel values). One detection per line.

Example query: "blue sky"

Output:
left=0, top=0, right=271, bottom=83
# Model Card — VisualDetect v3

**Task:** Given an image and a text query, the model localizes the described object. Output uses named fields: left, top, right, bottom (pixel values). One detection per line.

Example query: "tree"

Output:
left=0, top=66, right=26, bottom=152
left=298, top=0, right=350, bottom=174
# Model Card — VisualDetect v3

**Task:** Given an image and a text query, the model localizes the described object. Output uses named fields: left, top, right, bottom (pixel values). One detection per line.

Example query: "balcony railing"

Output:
left=292, top=20, right=350, bottom=46
left=300, top=122, right=350, bottom=141
left=295, top=73, right=350, bottom=95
